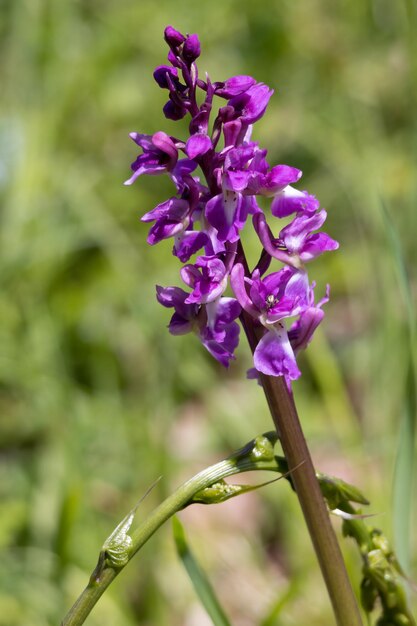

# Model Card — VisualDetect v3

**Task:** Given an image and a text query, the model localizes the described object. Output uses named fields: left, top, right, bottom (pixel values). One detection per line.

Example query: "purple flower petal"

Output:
left=216, top=75, right=257, bottom=98
left=205, top=191, right=250, bottom=243
left=142, top=198, right=188, bottom=223
left=228, top=83, right=274, bottom=124
left=124, top=131, right=179, bottom=185
left=230, top=264, right=259, bottom=318
left=163, top=99, right=187, bottom=120
left=289, top=307, right=324, bottom=353
left=253, top=213, right=293, bottom=265
left=200, top=330, right=237, bottom=367
left=223, top=169, right=251, bottom=192
left=280, top=210, right=327, bottom=249
left=261, top=165, right=302, bottom=195
left=271, top=186, right=319, bottom=217
left=212, top=297, right=241, bottom=325
left=253, top=327, right=301, bottom=379
left=170, top=158, right=198, bottom=193
left=153, top=65, right=179, bottom=89
left=151, top=131, right=178, bottom=165
left=168, top=312, right=194, bottom=335
left=185, top=134, right=212, bottom=159
left=299, top=233, right=339, bottom=262
left=181, top=256, right=227, bottom=304
left=174, top=230, right=208, bottom=262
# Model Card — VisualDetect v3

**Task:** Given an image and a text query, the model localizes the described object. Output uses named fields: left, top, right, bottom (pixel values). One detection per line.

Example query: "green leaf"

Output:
left=172, top=516, right=232, bottom=626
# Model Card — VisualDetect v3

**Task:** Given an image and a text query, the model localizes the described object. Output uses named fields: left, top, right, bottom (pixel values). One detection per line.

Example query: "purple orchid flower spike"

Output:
left=126, top=27, right=339, bottom=379
left=116, top=34, right=384, bottom=626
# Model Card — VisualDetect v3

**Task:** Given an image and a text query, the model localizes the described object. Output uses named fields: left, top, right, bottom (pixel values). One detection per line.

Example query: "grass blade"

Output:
left=380, top=198, right=416, bottom=572
left=172, top=516, right=232, bottom=626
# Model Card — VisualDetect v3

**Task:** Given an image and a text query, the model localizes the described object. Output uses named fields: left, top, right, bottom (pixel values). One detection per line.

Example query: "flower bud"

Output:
left=183, top=34, right=201, bottom=64
left=153, top=65, right=178, bottom=89
left=164, top=25, right=186, bottom=47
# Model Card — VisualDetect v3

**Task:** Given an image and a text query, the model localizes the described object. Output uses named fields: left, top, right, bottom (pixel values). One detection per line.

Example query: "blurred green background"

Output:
left=1, top=1, right=416, bottom=624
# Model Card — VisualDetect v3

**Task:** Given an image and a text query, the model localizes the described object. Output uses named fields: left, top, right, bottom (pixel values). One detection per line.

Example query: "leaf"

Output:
left=172, top=516, right=232, bottom=626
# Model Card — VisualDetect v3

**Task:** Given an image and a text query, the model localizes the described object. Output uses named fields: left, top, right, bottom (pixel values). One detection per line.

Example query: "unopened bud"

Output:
left=164, top=26, right=186, bottom=47
left=183, top=34, right=201, bottom=64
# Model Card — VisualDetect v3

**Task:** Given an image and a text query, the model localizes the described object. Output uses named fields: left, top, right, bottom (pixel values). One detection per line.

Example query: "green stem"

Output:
left=61, top=440, right=280, bottom=626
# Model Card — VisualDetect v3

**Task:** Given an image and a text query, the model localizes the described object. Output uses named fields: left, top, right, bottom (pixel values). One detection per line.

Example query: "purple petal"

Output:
left=156, top=285, right=199, bottom=324
left=185, top=134, right=212, bottom=159
left=156, top=285, right=188, bottom=308
left=271, top=187, right=320, bottom=218
left=147, top=219, right=185, bottom=245
left=213, top=297, right=242, bottom=325
left=163, top=99, right=187, bottom=121
left=170, top=159, right=198, bottom=193
left=124, top=155, right=166, bottom=185
left=280, top=210, right=327, bottom=250
left=263, top=165, right=302, bottom=194
left=181, top=256, right=227, bottom=304
left=153, top=65, right=179, bottom=89
left=223, top=169, right=251, bottom=192
left=174, top=230, right=208, bottom=262
left=253, top=327, right=301, bottom=379
left=205, top=192, right=241, bottom=243
left=216, top=75, right=257, bottom=98
left=228, top=83, right=274, bottom=124
left=200, top=323, right=240, bottom=367
left=253, top=213, right=292, bottom=265
left=230, top=264, right=259, bottom=318
left=128, top=132, right=154, bottom=149
left=299, top=233, right=339, bottom=262
left=151, top=131, right=178, bottom=166
left=168, top=312, right=193, bottom=335
left=142, top=198, right=188, bottom=223
left=223, top=120, right=242, bottom=147
left=289, top=307, right=324, bottom=353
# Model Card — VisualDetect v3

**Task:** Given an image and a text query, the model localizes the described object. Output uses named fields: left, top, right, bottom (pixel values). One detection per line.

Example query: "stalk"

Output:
left=61, top=442, right=283, bottom=626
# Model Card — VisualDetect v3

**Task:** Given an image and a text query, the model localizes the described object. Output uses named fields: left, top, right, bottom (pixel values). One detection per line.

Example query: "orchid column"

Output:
left=125, top=26, right=362, bottom=625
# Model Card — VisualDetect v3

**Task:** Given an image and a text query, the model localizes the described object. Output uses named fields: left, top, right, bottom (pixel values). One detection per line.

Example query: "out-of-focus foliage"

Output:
left=0, top=1, right=416, bottom=624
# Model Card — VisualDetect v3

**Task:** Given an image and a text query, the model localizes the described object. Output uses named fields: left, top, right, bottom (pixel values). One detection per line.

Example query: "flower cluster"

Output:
left=126, top=26, right=338, bottom=382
